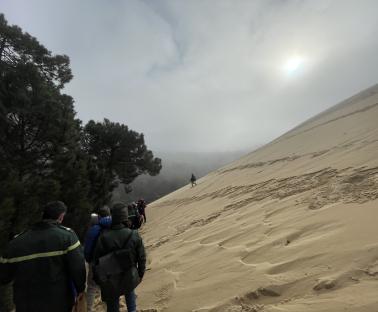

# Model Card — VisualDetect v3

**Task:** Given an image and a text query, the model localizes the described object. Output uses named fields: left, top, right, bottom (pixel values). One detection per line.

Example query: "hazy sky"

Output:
left=2, top=0, right=378, bottom=153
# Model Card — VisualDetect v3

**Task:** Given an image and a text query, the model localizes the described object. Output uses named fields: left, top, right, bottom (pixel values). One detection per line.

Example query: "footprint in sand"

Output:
left=313, top=278, right=336, bottom=291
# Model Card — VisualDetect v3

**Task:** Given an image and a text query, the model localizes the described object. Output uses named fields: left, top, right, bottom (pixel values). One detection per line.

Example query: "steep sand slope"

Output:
left=138, top=85, right=378, bottom=312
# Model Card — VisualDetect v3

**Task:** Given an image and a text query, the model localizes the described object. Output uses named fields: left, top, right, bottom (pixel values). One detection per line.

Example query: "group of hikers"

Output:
left=0, top=198, right=148, bottom=312
left=0, top=175, right=198, bottom=312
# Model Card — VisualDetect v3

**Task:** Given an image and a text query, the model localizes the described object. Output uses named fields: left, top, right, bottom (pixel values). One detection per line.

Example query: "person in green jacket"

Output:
left=93, top=202, right=146, bottom=312
left=0, top=201, right=86, bottom=312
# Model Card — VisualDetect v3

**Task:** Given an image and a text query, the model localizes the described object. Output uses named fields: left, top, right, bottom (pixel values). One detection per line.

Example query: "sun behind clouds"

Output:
left=283, top=56, right=305, bottom=75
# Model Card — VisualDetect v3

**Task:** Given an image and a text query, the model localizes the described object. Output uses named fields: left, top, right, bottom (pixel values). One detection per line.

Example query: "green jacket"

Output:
left=93, top=224, right=146, bottom=298
left=0, top=220, right=86, bottom=312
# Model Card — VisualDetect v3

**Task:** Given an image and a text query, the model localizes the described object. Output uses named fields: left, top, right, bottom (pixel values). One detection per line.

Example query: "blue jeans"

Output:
left=105, top=290, right=136, bottom=312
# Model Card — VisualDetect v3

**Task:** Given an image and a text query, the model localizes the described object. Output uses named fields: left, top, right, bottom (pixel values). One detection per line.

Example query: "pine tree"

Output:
left=82, top=119, right=162, bottom=195
left=0, top=14, right=162, bottom=310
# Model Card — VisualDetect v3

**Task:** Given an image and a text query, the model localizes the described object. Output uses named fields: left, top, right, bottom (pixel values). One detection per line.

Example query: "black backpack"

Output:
left=93, top=231, right=140, bottom=300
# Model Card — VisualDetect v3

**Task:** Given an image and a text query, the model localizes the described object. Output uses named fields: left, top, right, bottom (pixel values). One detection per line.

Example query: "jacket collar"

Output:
left=32, top=220, right=59, bottom=229
left=111, top=223, right=126, bottom=230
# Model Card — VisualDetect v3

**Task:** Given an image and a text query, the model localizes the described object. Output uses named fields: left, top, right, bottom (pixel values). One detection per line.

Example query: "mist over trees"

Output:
left=0, top=14, right=161, bottom=310
left=114, top=150, right=247, bottom=204
left=82, top=119, right=162, bottom=206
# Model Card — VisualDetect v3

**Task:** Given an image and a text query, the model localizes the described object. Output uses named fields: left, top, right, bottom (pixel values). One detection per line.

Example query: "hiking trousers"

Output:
left=86, top=265, right=99, bottom=312
left=105, top=290, right=136, bottom=312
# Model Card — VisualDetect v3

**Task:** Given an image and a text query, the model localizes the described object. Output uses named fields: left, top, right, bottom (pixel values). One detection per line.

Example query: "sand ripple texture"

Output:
left=97, top=85, right=378, bottom=311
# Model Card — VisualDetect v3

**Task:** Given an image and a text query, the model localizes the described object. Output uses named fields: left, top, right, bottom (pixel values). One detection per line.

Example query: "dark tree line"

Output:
left=0, top=14, right=161, bottom=309
left=0, top=13, right=161, bottom=241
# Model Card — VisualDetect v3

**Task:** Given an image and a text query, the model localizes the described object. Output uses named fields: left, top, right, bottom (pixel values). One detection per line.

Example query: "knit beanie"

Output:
left=111, top=202, right=128, bottom=224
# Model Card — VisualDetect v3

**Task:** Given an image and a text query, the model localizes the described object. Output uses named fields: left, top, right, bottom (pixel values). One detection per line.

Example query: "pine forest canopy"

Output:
left=0, top=13, right=161, bottom=250
left=0, top=17, right=161, bottom=309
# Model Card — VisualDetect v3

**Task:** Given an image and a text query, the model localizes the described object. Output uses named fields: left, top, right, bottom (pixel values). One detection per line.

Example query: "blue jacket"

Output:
left=84, top=216, right=111, bottom=262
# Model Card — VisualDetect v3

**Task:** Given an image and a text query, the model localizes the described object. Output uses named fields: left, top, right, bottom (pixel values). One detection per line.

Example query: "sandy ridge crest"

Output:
left=94, top=85, right=378, bottom=311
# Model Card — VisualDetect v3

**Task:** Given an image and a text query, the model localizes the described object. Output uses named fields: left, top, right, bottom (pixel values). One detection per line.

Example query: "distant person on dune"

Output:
left=84, top=206, right=112, bottom=312
left=93, top=202, right=146, bottom=312
left=190, top=173, right=197, bottom=187
left=0, top=201, right=86, bottom=312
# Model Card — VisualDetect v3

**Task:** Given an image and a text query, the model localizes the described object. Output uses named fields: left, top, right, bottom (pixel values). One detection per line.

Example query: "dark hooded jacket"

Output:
left=93, top=224, right=146, bottom=300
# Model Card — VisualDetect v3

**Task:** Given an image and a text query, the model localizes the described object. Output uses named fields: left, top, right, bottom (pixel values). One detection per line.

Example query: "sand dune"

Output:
left=112, top=85, right=378, bottom=311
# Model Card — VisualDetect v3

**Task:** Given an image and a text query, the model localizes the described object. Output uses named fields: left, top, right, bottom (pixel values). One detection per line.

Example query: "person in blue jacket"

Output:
left=84, top=206, right=112, bottom=312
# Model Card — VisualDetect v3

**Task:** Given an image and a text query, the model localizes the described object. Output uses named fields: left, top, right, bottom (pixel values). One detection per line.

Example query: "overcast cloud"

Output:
left=1, top=0, right=378, bottom=152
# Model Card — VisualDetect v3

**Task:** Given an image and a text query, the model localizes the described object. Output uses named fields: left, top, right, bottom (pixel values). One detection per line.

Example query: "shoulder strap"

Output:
left=122, top=230, right=134, bottom=249
left=98, top=228, right=134, bottom=255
